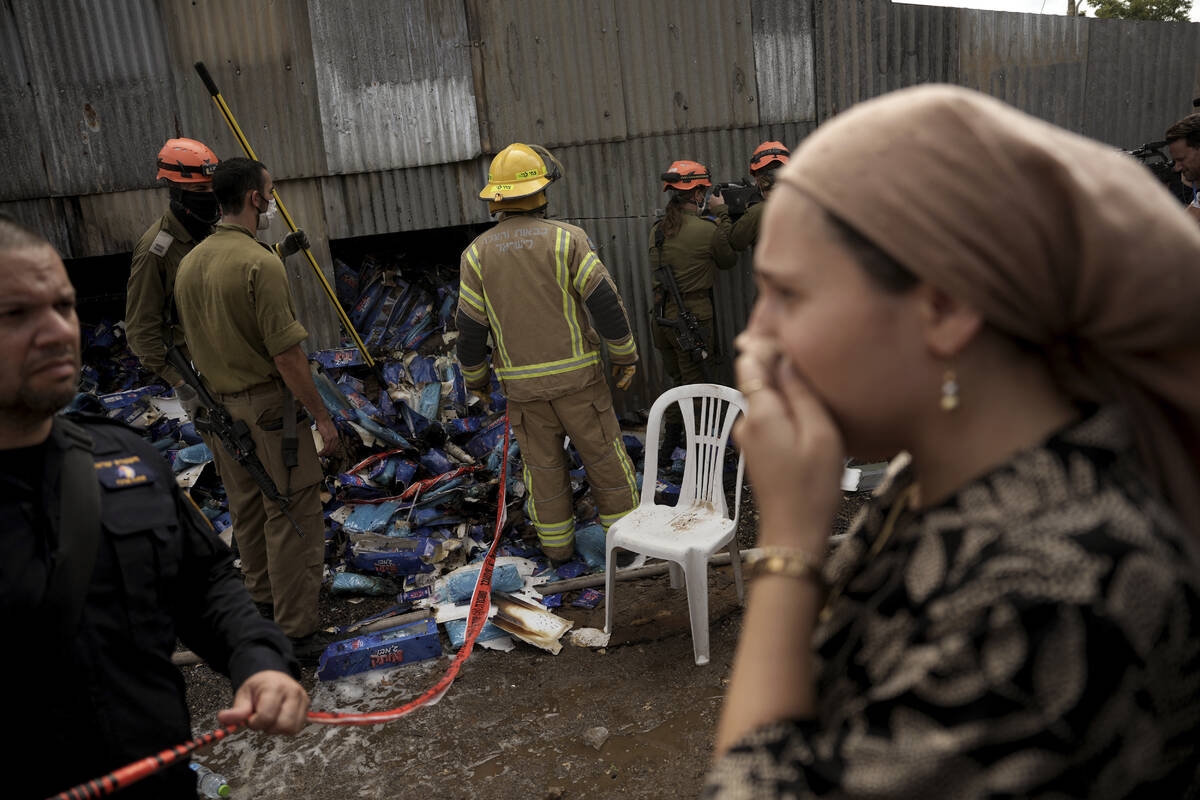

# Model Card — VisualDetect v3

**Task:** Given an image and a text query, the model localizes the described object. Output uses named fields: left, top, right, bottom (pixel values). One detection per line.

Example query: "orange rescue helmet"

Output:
left=750, top=141, right=789, bottom=173
left=661, top=160, right=711, bottom=192
left=156, top=138, right=219, bottom=184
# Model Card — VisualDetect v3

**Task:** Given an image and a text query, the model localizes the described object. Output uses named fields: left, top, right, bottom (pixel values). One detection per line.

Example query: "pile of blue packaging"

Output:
left=318, top=255, right=664, bottom=598
left=72, top=254, right=698, bottom=638
left=70, top=319, right=233, bottom=535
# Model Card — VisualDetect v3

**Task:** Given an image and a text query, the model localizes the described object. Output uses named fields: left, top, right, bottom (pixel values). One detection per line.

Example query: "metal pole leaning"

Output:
left=193, top=61, right=378, bottom=374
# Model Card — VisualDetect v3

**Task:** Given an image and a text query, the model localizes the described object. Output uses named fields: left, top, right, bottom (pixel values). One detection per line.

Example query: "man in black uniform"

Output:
left=0, top=215, right=309, bottom=799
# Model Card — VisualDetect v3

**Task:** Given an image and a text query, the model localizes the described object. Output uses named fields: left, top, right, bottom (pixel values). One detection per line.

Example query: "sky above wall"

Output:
left=902, top=0, right=1200, bottom=21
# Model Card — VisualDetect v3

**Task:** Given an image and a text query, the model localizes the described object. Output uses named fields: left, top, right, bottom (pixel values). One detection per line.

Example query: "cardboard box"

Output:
left=317, top=617, right=442, bottom=681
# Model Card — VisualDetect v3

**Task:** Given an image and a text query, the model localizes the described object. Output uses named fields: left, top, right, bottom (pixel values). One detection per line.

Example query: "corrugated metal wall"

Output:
left=813, top=0, right=959, bottom=120
left=752, top=0, right=818, bottom=124
left=5, top=0, right=175, bottom=197
left=0, top=2, right=52, bottom=199
left=958, top=9, right=1089, bottom=130
left=308, top=0, right=481, bottom=173
left=2, top=0, right=1198, bottom=409
left=1081, top=19, right=1200, bottom=148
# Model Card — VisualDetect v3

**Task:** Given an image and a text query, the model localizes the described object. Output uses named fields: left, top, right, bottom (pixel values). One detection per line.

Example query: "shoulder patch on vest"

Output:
left=149, top=230, right=174, bottom=257
left=94, top=455, right=154, bottom=489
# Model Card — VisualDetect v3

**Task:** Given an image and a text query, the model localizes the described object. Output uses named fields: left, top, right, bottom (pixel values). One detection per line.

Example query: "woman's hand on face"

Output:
left=734, top=332, right=844, bottom=551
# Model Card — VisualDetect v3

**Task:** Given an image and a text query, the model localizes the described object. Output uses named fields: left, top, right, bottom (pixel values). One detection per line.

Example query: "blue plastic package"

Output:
left=330, top=571, right=401, bottom=596
left=555, top=561, right=587, bottom=580
left=342, top=501, right=401, bottom=534
left=443, top=618, right=509, bottom=649
left=445, top=563, right=524, bottom=603
left=420, top=448, right=454, bottom=476
left=572, top=588, right=604, bottom=609
left=574, top=523, right=607, bottom=570
left=176, top=442, right=213, bottom=466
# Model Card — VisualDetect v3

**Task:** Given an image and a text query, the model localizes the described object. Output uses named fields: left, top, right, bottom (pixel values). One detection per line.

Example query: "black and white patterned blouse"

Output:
left=704, top=408, right=1200, bottom=799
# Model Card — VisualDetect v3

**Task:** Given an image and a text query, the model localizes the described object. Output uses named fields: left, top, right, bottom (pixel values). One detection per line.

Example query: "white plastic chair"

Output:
left=604, top=384, right=746, bottom=666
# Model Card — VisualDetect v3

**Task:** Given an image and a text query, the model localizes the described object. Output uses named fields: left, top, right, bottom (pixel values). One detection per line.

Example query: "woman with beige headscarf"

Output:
left=704, top=85, right=1200, bottom=798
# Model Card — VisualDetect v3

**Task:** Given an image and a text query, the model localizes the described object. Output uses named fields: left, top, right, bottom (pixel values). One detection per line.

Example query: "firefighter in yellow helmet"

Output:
left=456, top=143, right=640, bottom=561
left=729, top=141, right=790, bottom=252
left=648, top=159, right=736, bottom=459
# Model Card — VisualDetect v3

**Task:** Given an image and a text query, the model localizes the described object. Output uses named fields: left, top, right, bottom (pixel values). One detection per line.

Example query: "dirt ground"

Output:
left=183, top=488, right=869, bottom=799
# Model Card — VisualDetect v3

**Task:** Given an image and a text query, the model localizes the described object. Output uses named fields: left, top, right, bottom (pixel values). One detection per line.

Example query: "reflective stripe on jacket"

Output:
left=456, top=215, right=636, bottom=403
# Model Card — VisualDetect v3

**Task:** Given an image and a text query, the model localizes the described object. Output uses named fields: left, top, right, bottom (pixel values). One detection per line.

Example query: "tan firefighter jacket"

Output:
left=456, top=215, right=637, bottom=403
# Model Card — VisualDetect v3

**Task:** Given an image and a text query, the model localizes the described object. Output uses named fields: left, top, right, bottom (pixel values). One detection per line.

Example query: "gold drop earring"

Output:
left=940, top=369, right=959, bottom=412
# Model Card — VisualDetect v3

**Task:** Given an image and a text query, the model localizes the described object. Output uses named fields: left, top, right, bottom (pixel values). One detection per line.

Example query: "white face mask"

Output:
left=256, top=196, right=277, bottom=231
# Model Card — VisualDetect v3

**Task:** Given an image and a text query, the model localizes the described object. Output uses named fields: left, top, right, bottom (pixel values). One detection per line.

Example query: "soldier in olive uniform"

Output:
left=729, top=141, right=790, bottom=252
left=126, top=139, right=308, bottom=421
left=174, top=158, right=337, bottom=662
left=125, top=139, right=220, bottom=417
left=649, top=160, right=736, bottom=456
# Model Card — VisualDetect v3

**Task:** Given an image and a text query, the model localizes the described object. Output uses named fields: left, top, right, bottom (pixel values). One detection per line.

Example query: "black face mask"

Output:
left=169, top=186, right=221, bottom=229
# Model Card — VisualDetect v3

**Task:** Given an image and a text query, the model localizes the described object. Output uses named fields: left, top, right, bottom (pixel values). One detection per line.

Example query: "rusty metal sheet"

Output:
left=0, top=2, right=50, bottom=200
left=750, top=0, right=817, bottom=124
left=467, top=0, right=627, bottom=149
left=0, top=198, right=71, bottom=256
left=958, top=8, right=1088, bottom=131
left=814, top=0, right=958, bottom=120
left=73, top=187, right=165, bottom=257
left=162, top=0, right=328, bottom=181
left=8, top=0, right=177, bottom=197
left=307, top=0, right=480, bottom=173
left=614, top=0, right=759, bottom=138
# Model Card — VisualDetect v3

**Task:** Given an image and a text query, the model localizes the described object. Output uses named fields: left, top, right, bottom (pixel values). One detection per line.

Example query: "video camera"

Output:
left=710, top=179, right=761, bottom=220
left=1124, top=140, right=1191, bottom=205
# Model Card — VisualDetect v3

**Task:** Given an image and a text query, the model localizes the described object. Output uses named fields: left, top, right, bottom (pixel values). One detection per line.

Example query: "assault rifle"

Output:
left=711, top=179, right=762, bottom=220
left=165, top=345, right=304, bottom=537
left=653, top=227, right=712, bottom=381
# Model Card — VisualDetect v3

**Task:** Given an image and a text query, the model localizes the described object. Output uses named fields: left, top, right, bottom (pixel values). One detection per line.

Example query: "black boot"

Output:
left=658, top=422, right=684, bottom=464
left=289, top=631, right=341, bottom=668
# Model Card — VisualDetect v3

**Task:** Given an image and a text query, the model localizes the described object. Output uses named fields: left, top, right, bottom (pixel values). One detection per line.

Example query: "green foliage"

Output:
left=1085, top=0, right=1193, bottom=21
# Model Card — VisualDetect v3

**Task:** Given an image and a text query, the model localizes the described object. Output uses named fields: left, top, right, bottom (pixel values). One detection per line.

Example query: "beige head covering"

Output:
left=779, top=84, right=1200, bottom=533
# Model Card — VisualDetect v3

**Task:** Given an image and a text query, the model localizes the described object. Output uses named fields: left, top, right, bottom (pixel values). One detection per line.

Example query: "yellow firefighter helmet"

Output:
left=480, top=143, right=562, bottom=212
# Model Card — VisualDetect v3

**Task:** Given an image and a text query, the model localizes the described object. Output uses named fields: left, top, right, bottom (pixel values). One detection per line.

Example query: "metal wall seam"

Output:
left=73, top=187, right=165, bottom=257
left=319, top=158, right=492, bottom=239
left=958, top=8, right=1088, bottom=132
left=554, top=122, right=813, bottom=222
left=307, top=0, right=481, bottom=173
left=9, top=0, right=177, bottom=197
left=615, top=0, right=759, bottom=138
left=467, top=0, right=628, bottom=150
left=814, top=0, right=958, bottom=121
left=162, top=0, right=328, bottom=181
left=750, top=0, right=817, bottom=124
left=1081, top=19, right=1200, bottom=148
left=0, top=2, right=50, bottom=200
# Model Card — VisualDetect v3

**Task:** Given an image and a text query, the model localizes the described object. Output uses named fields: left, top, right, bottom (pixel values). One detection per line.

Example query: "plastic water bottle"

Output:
left=190, top=762, right=231, bottom=798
